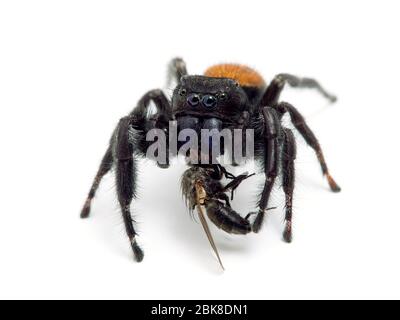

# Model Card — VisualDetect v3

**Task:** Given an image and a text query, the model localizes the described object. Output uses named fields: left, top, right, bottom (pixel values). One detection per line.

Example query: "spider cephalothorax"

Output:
left=81, top=58, right=341, bottom=269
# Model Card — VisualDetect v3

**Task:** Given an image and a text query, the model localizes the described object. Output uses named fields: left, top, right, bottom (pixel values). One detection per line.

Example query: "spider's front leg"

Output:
left=112, top=116, right=145, bottom=262
left=251, top=109, right=299, bottom=241
left=81, top=89, right=171, bottom=219
left=252, top=107, right=282, bottom=233
left=81, top=88, right=172, bottom=262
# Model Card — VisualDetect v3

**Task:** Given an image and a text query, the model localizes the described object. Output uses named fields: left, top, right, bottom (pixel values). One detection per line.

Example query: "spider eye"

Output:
left=202, top=95, right=217, bottom=108
left=218, top=92, right=228, bottom=101
left=187, top=94, right=201, bottom=107
left=179, top=88, right=187, bottom=96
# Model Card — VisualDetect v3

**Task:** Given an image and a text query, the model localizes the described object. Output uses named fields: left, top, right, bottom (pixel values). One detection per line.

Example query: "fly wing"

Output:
left=195, top=182, right=225, bottom=271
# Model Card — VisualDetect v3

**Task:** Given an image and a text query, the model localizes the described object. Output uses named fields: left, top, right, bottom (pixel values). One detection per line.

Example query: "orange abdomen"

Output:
left=204, top=64, right=266, bottom=88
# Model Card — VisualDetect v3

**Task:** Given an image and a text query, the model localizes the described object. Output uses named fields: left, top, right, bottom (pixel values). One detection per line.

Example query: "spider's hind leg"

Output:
left=276, top=102, right=341, bottom=193
left=167, top=57, right=188, bottom=86
left=262, top=73, right=337, bottom=106
left=80, top=147, right=113, bottom=219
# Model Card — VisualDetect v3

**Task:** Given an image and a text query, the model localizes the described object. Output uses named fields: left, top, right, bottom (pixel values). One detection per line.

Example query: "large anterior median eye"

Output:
left=202, top=95, right=217, bottom=108
left=187, top=94, right=200, bottom=106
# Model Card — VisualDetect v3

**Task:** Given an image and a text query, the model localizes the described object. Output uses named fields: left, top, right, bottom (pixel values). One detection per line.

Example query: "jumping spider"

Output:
left=81, top=58, right=341, bottom=269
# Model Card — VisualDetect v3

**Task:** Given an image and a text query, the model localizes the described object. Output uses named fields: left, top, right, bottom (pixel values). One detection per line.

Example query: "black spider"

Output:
left=81, top=58, right=340, bottom=268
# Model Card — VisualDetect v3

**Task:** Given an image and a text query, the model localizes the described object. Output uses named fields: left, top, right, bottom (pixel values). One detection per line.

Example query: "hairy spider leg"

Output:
left=80, top=147, right=113, bottom=218
left=81, top=88, right=173, bottom=262
left=276, top=102, right=341, bottom=192
left=262, top=73, right=337, bottom=107
left=167, top=57, right=188, bottom=87
left=281, top=129, right=297, bottom=243
left=252, top=107, right=282, bottom=233
left=113, top=117, right=143, bottom=261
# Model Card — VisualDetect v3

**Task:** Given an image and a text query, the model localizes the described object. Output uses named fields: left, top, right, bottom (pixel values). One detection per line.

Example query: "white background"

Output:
left=0, top=0, right=399, bottom=300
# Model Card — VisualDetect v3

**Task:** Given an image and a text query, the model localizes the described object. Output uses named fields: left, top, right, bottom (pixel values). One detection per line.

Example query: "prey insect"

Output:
left=81, top=58, right=341, bottom=269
